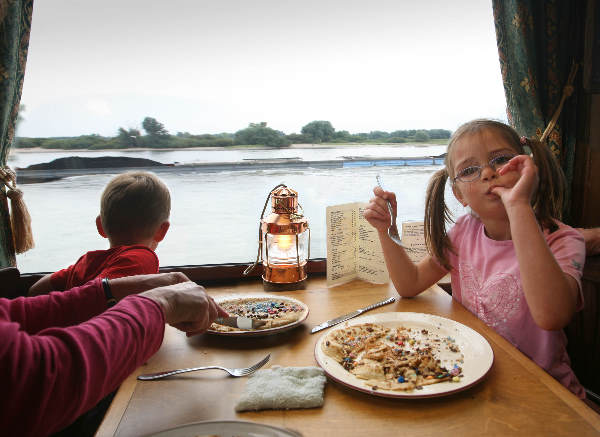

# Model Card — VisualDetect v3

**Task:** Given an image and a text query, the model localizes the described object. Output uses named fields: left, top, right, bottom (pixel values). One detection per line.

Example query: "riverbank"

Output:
left=10, top=141, right=446, bottom=154
left=16, top=154, right=446, bottom=184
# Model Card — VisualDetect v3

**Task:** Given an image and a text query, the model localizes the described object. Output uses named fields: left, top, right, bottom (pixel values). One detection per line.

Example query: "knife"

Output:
left=214, top=316, right=267, bottom=330
left=310, top=297, right=396, bottom=334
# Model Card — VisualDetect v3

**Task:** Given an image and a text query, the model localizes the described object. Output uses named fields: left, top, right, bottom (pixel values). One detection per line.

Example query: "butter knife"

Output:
left=310, top=297, right=396, bottom=334
left=214, top=316, right=267, bottom=330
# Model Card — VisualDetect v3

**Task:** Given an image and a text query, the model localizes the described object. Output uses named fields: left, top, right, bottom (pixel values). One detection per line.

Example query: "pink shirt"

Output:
left=0, top=278, right=165, bottom=436
left=444, top=214, right=585, bottom=398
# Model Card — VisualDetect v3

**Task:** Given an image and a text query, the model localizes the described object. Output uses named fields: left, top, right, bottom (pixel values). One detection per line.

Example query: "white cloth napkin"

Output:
left=235, top=366, right=326, bottom=412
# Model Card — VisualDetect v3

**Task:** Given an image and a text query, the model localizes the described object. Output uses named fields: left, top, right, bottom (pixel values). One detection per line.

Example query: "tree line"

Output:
left=14, top=117, right=451, bottom=150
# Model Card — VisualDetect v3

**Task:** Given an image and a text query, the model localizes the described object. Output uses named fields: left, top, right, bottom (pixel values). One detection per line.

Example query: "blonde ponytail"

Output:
left=522, top=138, right=565, bottom=232
left=424, top=168, right=454, bottom=270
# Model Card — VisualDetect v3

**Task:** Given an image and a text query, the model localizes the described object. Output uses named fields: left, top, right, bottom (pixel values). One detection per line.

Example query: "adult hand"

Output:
left=493, top=154, right=539, bottom=211
left=109, top=272, right=190, bottom=301
left=363, top=186, right=396, bottom=233
left=576, top=227, right=600, bottom=256
left=141, top=281, right=228, bottom=336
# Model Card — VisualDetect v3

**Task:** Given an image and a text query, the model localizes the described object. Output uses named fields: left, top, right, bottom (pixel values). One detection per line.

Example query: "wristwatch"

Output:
left=102, top=278, right=117, bottom=307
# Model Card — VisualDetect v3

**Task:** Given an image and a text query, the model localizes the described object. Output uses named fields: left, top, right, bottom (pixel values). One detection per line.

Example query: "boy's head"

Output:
left=97, top=171, right=171, bottom=247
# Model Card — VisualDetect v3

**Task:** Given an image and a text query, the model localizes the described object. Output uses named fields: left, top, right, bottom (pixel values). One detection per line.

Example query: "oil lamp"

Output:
left=244, top=184, right=310, bottom=290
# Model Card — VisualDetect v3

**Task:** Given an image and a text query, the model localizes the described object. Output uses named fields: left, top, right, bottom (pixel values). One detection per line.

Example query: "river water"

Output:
left=8, top=145, right=465, bottom=274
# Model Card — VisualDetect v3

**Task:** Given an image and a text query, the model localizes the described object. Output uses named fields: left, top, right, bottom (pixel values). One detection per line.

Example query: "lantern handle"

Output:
left=243, top=183, right=288, bottom=276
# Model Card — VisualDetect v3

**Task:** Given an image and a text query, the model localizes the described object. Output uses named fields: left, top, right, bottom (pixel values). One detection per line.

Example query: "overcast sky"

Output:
left=18, top=0, right=506, bottom=137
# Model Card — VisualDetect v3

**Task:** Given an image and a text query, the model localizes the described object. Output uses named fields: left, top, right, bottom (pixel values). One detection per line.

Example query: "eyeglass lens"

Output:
left=455, top=154, right=516, bottom=182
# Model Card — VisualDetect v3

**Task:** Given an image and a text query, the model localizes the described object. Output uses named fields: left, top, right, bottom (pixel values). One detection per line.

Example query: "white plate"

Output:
left=147, top=420, right=302, bottom=437
left=207, top=294, right=309, bottom=337
left=314, top=312, right=494, bottom=398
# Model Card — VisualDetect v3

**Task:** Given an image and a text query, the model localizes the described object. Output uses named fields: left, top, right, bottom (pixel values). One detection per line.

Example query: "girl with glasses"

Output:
left=364, top=119, right=585, bottom=398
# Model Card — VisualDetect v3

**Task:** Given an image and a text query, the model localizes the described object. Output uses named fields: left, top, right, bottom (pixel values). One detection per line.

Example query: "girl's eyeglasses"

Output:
left=453, top=154, right=517, bottom=183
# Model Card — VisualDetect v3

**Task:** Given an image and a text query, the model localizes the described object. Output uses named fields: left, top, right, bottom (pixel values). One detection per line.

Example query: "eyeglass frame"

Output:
left=452, top=153, right=518, bottom=183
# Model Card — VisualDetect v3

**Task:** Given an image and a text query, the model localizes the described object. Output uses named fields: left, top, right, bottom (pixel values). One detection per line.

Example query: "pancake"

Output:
left=322, top=323, right=463, bottom=391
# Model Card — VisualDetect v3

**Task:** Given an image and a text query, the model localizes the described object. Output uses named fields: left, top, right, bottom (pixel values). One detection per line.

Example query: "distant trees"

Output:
left=142, top=117, right=169, bottom=137
left=234, top=122, right=290, bottom=147
left=301, top=120, right=335, bottom=143
left=414, top=130, right=430, bottom=142
left=294, top=122, right=449, bottom=144
left=13, top=115, right=452, bottom=150
left=117, top=128, right=141, bottom=148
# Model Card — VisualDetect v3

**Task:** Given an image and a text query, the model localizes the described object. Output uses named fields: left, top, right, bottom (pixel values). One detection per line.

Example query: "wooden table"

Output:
left=96, top=277, right=600, bottom=436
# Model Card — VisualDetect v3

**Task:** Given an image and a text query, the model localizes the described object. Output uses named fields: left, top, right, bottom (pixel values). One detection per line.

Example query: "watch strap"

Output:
left=102, top=278, right=117, bottom=307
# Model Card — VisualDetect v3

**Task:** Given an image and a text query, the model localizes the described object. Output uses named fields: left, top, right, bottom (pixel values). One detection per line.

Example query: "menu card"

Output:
left=326, top=202, right=389, bottom=287
left=401, top=221, right=428, bottom=263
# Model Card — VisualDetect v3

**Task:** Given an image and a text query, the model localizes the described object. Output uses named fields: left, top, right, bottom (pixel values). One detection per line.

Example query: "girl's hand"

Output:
left=492, top=154, right=539, bottom=211
left=363, top=186, right=397, bottom=233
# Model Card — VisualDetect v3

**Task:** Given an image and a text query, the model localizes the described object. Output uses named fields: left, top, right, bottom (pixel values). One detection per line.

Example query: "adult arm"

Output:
left=0, top=295, right=165, bottom=436
left=7, top=278, right=108, bottom=333
left=576, top=227, right=600, bottom=256
left=8, top=273, right=190, bottom=334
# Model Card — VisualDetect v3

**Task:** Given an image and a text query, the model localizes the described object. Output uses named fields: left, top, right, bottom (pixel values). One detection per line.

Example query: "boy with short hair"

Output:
left=29, top=171, right=171, bottom=295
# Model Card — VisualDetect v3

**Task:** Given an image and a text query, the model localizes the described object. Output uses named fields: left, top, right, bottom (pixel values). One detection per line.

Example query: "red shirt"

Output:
left=50, top=245, right=159, bottom=290
left=0, top=278, right=165, bottom=436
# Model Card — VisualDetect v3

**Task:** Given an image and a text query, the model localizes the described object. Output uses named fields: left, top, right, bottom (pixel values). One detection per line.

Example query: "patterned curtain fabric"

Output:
left=492, top=0, right=584, bottom=219
left=0, top=0, right=33, bottom=266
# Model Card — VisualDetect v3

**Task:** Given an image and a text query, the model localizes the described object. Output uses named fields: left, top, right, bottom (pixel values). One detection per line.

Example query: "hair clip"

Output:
left=519, top=136, right=533, bottom=156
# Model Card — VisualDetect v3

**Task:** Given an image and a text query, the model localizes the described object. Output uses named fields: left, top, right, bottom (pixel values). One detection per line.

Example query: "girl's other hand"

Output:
left=492, top=154, right=539, bottom=210
left=363, top=186, right=397, bottom=233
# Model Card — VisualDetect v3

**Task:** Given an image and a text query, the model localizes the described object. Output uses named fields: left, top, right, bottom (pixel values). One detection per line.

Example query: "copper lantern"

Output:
left=244, top=184, right=310, bottom=290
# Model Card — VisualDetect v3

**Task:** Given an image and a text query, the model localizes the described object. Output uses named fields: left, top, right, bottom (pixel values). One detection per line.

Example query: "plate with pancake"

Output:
left=314, top=311, right=493, bottom=398
left=207, top=294, right=309, bottom=336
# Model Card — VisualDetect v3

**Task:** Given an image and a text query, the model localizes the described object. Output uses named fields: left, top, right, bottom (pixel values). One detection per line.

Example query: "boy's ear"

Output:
left=153, top=221, right=170, bottom=243
left=96, top=216, right=108, bottom=238
left=452, top=185, right=468, bottom=207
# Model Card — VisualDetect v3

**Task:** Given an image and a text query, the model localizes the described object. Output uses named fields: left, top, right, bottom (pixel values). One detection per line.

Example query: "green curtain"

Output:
left=0, top=0, right=33, bottom=266
left=492, top=0, right=585, bottom=221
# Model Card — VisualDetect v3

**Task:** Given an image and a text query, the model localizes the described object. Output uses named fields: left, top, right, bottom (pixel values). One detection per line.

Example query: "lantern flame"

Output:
left=276, top=234, right=294, bottom=251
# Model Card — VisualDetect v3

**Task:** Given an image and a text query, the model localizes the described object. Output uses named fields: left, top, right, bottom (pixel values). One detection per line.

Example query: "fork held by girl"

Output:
left=363, top=119, right=586, bottom=398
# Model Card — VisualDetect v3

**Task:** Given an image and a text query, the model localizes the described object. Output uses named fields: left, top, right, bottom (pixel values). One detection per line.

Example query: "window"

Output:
left=11, top=1, right=505, bottom=273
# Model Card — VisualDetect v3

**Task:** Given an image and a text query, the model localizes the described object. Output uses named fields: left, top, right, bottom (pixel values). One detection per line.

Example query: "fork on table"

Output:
left=137, top=353, right=271, bottom=381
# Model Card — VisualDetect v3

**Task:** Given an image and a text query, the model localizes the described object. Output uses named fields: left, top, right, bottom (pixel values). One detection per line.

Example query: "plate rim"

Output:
left=206, top=294, right=309, bottom=337
left=314, top=311, right=494, bottom=399
left=146, top=419, right=302, bottom=437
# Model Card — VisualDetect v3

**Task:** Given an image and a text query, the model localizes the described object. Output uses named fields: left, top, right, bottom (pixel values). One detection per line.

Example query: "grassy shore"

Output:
left=12, top=140, right=448, bottom=154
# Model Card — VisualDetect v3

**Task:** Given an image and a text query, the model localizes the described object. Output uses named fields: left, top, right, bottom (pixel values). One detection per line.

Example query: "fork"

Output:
left=137, top=353, right=271, bottom=380
left=375, top=175, right=405, bottom=247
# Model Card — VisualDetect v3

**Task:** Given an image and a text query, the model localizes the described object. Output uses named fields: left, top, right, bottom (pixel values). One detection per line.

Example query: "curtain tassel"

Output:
left=0, top=167, right=34, bottom=254
left=540, top=62, right=579, bottom=143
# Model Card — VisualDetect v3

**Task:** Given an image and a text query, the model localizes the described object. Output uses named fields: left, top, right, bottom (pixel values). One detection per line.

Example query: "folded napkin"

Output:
left=235, top=366, right=326, bottom=412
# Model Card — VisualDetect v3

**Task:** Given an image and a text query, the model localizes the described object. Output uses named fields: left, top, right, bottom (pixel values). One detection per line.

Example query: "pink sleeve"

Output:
left=3, top=278, right=107, bottom=334
left=546, top=223, right=586, bottom=310
left=0, top=295, right=165, bottom=436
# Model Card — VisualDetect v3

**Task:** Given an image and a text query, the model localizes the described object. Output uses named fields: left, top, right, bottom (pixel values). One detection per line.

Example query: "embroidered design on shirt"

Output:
left=571, top=259, right=582, bottom=271
left=458, top=262, right=525, bottom=342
